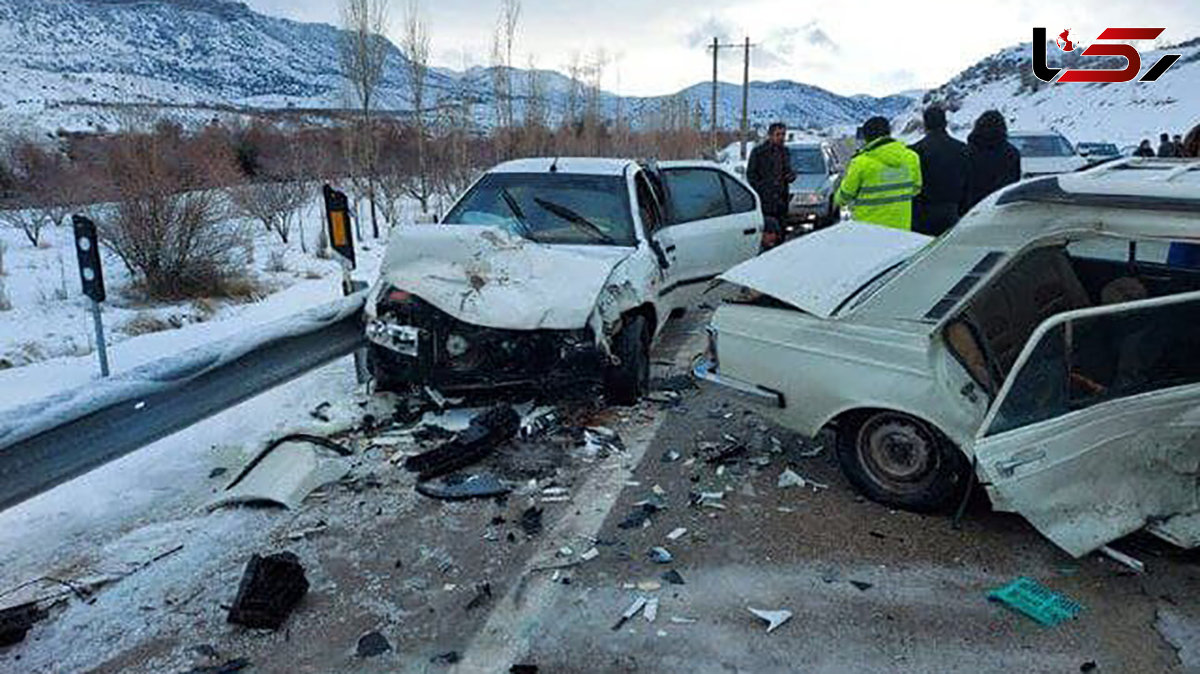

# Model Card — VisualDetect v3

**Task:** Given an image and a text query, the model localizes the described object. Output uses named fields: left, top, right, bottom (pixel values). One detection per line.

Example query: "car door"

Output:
left=633, top=169, right=685, bottom=301
left=658, top=164, right=760, bottom=294
left=971, top=291, right=1200, bottom=557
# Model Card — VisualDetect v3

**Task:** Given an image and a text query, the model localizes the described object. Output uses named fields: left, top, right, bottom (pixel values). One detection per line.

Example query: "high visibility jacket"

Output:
left=835, top=138, right=922, bottom=230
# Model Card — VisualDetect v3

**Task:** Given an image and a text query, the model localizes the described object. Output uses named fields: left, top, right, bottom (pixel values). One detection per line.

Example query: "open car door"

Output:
left=971, top=291, right=1200, bottom=557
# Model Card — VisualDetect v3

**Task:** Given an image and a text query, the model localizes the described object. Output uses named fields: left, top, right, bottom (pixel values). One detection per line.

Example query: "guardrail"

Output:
left=0, top=291, right=368, bottom=513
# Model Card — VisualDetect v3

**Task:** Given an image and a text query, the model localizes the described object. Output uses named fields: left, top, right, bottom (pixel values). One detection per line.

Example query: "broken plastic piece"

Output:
left=636, top=580, right=662, bottom=592
left=661, top=450, right=681, bottom=463
left=612, top=596, right=648, bottom=630
left=646, top=391, right=681, bottom=404
left=416, top=473, right=511, bottom=501
left=209, top=435, right=352, bottom=510
left=648, top=547, right=673, bottom=564
left=661, top=569, right=685, bottom=585
left=465, top=582, right=493, bottom=612
left=666, top=527, right=687, bottom=541
left=580, top=548, right=600, bottom=561
left=777, top=468, right=828, bottom=491
left=520, top=506, right=544, bottom=537
left=644, top=597, right=659, bottom=622
left=849, top=580, right=873, bottom=591
left=618, top=503, right=660, bottom=529
left=584, top=426, right=625, bottom=454
left=356, top=631, right=392, bottom=658
left=987, top=577, right=1083, bottom=627
left=747, top=607, right=792, bottom=633
left=405, top=405, right=520, bottom=480
left=227, top=552, right=309, bottom=630
left=669, top=616, right=697, bottom=625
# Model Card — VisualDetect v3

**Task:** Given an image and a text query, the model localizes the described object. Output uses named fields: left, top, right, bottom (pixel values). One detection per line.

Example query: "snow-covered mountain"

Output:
left=904, top=38, right=1200, bottom=147
left=0, top=0, right=911, bottom=135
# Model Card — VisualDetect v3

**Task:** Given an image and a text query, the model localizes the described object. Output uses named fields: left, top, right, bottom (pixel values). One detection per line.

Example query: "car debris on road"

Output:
left=747, top=607, right=793, bottom=633
left=227, top=552, right=309, bottom=630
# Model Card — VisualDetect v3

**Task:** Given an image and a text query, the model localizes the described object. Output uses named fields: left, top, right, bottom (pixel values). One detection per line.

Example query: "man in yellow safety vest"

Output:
left=835, top=116, right=922, bottom=230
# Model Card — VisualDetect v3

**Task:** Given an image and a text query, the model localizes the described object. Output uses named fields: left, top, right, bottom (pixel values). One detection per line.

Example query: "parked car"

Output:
left=695, top=158, right=1200, bottom=557
left=1008, top=130, right=1089, bottom=177
left=783, top=141, right=842, bottom=236
left=365, top=157, right=764, bottom=404
left=1076, top=141, right=1121, bottom=166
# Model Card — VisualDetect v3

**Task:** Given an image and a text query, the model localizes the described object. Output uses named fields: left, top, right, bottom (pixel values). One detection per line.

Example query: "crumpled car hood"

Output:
left=377, top=225, right=635, bottom=330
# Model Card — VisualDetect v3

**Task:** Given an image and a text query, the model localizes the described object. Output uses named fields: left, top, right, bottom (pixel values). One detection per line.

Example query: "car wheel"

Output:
left=604, top=315, right=650, bottom=406
left=836, top=410, right=969, bottom=513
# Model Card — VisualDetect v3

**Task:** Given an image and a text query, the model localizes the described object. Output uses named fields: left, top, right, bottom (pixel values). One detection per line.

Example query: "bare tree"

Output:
left=232, top=181, right=308, bottom=248
left=564, top=51, right=583, bottom=132
left=340, top=0, right=392, bottom=239
left=489, top=0, right=520, bottom=155
left=400, top=0, right=432, bottom=214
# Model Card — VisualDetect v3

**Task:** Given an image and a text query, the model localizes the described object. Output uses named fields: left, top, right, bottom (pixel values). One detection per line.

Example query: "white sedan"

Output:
left=696, top=158, right=1200, bottom=557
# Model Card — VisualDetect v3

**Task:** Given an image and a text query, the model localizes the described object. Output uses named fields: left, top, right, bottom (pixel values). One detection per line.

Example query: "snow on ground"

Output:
left=0, top=192, right=400, bottom=409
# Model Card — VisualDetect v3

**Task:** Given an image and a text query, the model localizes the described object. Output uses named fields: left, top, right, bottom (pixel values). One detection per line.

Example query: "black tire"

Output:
left=836, top=410, right=969, bottom=513
left=604, top=315, right=650, bottom=406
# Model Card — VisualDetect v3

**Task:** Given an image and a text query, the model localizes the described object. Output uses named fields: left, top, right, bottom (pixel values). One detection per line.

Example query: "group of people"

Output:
left=747, top=109, right=1200, bottom=240
left=1134, top=131, right=1199, bottom=158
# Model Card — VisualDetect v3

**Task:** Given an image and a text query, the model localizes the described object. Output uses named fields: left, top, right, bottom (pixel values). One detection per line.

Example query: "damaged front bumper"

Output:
left=692, top=356, right=784, bottom=408
left=366, top=296, right=605, bottom=391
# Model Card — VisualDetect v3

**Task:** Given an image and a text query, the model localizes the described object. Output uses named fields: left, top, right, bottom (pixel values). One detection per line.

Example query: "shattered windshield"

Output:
left=1009, top=134, right=1075, bottom=158
left=442, top=173, right=636, bottom=246
left=788, top=147, right=827, bottom=174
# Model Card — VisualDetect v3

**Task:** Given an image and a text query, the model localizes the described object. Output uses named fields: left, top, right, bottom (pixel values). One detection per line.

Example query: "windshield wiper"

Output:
left=532, top=197, right=617, bottom=245
left=499, top=188, right=540, bottom=241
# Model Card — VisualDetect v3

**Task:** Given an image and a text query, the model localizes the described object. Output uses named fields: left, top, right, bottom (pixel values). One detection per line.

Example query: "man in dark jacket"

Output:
left=964, top=110, right=1021, bottom=210
left=1157, top=132, right=1177, bottom=157
left=746, top=122, right=795, bottom=243
left=1134, top=139, right=1156, bottom=157
left=909, top=106, right=968, bottom=236
left=1174, top=134, right=1186, bottom=157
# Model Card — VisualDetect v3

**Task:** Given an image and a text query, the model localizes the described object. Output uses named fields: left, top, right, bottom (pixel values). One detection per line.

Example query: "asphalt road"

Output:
left=3, top=303, right=1199, bottom=674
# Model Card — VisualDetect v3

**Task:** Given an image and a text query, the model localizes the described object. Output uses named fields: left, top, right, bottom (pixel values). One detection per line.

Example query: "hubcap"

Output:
left=858, top=415, right=937, bottom=492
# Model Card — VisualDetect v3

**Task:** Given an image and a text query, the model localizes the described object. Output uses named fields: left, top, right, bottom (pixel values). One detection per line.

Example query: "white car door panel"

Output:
left=972, top=293, right=1200, bottom=557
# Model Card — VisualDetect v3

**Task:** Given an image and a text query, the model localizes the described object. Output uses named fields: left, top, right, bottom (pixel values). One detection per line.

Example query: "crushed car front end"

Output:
left=366, top=286, right=606, bottom=392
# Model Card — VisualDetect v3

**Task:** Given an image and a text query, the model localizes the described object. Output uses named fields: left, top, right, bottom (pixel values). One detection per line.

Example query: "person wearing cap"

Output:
left=834, top=116, right=922, bottom=230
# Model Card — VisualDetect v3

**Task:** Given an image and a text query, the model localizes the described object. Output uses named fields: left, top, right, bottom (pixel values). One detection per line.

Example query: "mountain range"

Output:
left=0, top=0, right=913, bottom=136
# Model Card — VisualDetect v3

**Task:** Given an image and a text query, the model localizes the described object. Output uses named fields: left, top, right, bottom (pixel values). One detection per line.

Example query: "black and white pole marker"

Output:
left=72, top=215, right=109, bottom=377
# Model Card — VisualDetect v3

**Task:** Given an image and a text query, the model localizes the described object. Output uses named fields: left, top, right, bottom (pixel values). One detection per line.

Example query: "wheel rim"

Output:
left=856, top=413, right=939, bottom=494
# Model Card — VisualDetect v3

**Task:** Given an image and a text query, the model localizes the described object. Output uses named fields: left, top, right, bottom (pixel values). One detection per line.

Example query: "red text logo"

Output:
left=1032, top=27, right=1181, bottom=83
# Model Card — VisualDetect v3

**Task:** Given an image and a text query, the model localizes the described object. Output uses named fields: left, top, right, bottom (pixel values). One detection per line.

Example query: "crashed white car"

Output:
left=696, top=158, right=1200, bottom=557
left=366, top=157, right=764, bottom=404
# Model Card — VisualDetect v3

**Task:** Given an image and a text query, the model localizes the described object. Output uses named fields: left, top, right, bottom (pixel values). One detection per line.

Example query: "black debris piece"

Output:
left=465, top=582, right=493, bottom=612
left=618, top=502, right=662, bottom=530
left=661, top=569, right=686, bottom=585
left=208, top=467, right=227, bottom=479
left=510, top=665, right=539, bottom=674
left=431, top=651, right=461, bottom=664
left=416, top=473, right=511, bottom=501
left=356, top=631, right=392, bottom=658
left=0, top=601, right=48, bottom=647
left=227, top=553, right=309, bottom=630
left=182, top=658, right=251, bottom=674
left=309, top=402, right=333, bottom=422
left=850, top=580, right=873, bottom=592
left=491, top=516, right=507, bottom=526
left=412, top=425, right=457, bottom=444
left=650, top=374, right=698, bottom=392
left=1080, top=662, right=1097, bottom=672
left=704, top=439, right=747, bottom=465
left=520, top=506, right=544, bottom=537
left=405, top=405, right=520, bottom=480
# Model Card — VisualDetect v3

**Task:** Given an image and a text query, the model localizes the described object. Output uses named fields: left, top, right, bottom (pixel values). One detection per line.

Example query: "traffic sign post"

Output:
left=73, top=215, right=110, bottom=377
left=322, top=185, right=369, bottom=384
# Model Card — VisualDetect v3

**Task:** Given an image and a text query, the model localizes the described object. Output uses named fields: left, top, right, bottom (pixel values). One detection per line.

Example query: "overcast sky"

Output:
left=244, top=0, right=1200, bottom=97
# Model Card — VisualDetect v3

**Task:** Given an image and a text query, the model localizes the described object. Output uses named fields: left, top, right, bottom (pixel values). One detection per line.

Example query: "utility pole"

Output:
left=707, top=37, right=756, bottom=159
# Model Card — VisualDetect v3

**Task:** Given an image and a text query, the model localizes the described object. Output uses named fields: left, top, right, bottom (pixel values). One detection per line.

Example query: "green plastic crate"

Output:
left=987, top=576, right=1083, bottom=627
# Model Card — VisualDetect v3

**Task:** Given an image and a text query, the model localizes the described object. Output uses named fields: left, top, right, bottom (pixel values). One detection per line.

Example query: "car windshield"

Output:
left=1010, top=134, right=1075, bottom=158
left=789, top=147, right=827, bottom=174
left=442, top=172, right=636, bottom=246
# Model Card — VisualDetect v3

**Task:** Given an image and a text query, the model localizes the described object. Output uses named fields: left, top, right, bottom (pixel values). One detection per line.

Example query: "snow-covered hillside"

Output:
left=0, top=0, right=911, bottom=135
left=908, top=38, right=1200, bottom=147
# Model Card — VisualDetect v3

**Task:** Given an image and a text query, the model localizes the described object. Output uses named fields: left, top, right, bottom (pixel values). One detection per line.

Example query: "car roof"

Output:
left=1009, top=130, right=1067, bottom=138
left=950, top=158, right=1200, bottom=242
left=489, top=157, right=634, bottom=176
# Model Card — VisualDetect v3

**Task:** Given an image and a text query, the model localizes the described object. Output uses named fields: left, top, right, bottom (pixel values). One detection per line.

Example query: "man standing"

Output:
left=746, top=122, right=795, bottom=245
left=835, top=116, right=922, bottom=230
left=909, top=106, right=968, bottom=236
left=1174, top=134, right=1186, bottom=157
left=1158, top=132, right=1177, bottom=157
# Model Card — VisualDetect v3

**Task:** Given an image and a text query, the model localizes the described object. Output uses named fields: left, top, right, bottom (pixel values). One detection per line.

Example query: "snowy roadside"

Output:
left=0, top=197, right=391, bottom=413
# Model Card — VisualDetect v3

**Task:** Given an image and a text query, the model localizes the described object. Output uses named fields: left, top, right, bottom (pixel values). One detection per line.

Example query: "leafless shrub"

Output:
left=266, top=248, right=288, bottom=273
left=120, top=312, right=176, bottom=336
left=0, top=207, right=51, bottom=247
left=0, top=278, right=12, bottom=311
left=99, top=131, right=246, bottom=300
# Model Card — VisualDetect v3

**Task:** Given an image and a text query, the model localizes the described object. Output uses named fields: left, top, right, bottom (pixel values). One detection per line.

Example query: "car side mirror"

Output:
left=648, top=237, right=670, bottom=269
